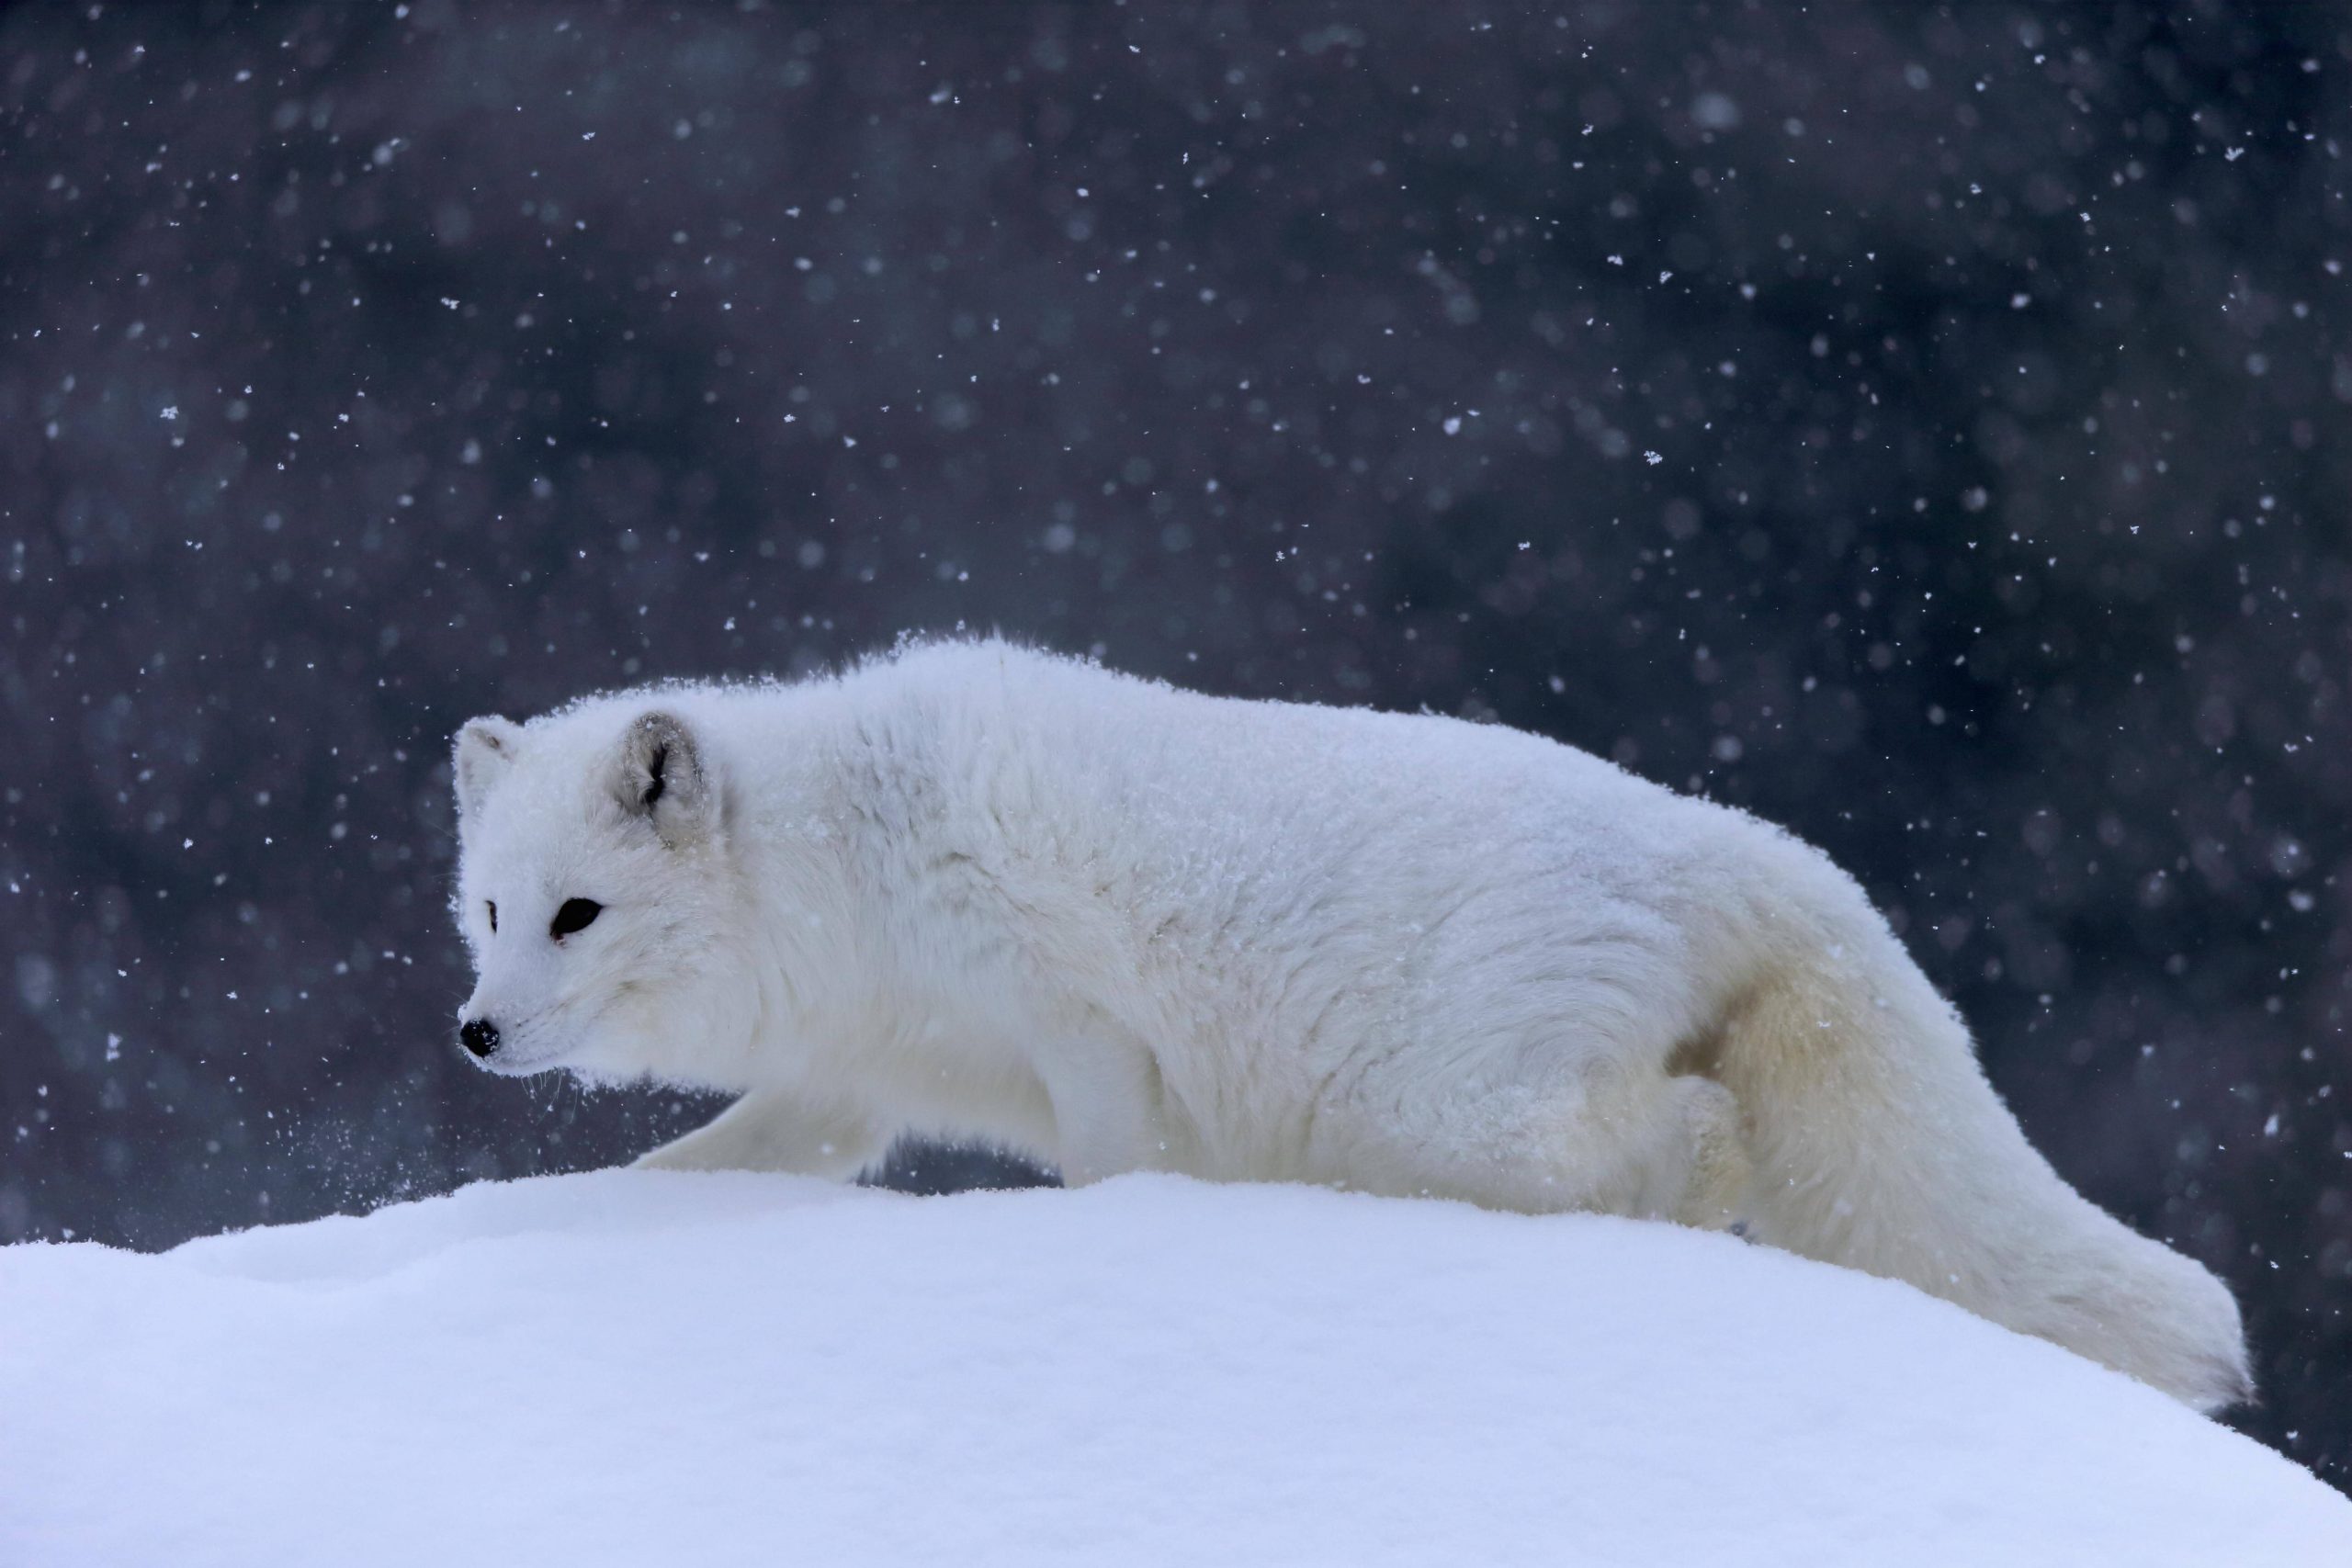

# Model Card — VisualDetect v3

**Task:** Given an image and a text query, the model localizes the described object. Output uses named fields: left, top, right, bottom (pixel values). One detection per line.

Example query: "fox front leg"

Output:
left=1036, top=1036, right=1174, bottom=1186
left=631, top=1089, right=887, bottom=1179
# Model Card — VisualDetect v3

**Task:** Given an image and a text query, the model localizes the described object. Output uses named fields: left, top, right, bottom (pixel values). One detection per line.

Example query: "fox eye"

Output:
left=486, top=900, right=498, bottom=933
left=550, top=897, right=603, bottom=940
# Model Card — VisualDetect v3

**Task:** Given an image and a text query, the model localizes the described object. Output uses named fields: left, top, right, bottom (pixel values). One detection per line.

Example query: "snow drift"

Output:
left=2, top=1172, right=2343, bottom=1566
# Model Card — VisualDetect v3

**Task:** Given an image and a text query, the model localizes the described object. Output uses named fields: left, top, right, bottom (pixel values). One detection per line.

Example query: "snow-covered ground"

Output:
left=3, top=1172, right=2344, bottom=1566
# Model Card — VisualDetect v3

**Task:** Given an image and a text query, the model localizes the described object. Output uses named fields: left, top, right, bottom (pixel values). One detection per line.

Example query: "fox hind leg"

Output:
left=1317, top=1047, right=1750, bottom=1230
left=1666, top=1075, right=1750, bottom=1231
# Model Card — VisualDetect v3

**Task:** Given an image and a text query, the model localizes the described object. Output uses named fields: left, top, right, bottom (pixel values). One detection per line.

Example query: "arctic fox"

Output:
left=450, top=638, right=2250, bottom=1411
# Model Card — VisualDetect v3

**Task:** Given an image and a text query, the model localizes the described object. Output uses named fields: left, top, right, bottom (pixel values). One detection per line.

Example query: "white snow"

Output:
left=3, top=1172, right=2344, bottom=1566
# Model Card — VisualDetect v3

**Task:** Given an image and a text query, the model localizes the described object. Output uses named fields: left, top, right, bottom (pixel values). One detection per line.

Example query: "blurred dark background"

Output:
left=4, top=0, right=2346, bottom=1486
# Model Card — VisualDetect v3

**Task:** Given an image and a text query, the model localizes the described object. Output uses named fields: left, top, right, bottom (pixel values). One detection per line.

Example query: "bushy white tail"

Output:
left=1710, top=883, right=2251, bottom=1413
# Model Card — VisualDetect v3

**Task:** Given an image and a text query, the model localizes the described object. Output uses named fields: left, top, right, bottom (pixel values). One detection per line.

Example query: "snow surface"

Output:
left=3, top=1172, right=2344, bottom=1566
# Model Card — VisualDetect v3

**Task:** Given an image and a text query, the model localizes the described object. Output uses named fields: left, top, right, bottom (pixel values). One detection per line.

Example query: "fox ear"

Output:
left=613, top=710, right=714, bottom=847
left=454, top=716, right=522, bottom=822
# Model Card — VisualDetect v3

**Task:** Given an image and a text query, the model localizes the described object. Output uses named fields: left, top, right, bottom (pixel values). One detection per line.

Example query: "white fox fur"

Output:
left=450, top=638, right=2251, bottom=1412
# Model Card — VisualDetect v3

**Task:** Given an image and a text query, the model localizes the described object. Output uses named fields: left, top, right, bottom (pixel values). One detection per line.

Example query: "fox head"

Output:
left=449, top=705, right=761, bottom=1085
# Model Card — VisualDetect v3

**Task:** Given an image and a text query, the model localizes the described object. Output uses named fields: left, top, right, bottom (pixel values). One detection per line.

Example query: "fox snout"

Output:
left=458, top=1017, right=501, bottom=1059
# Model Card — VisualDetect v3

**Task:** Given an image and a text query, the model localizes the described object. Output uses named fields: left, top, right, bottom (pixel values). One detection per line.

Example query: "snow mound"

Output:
left=3, top=1173, right=2343, bottom=1566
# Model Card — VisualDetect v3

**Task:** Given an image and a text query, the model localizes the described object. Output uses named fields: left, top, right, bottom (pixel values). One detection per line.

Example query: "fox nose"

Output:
left=459, top=1018, right=501, bottom=1059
